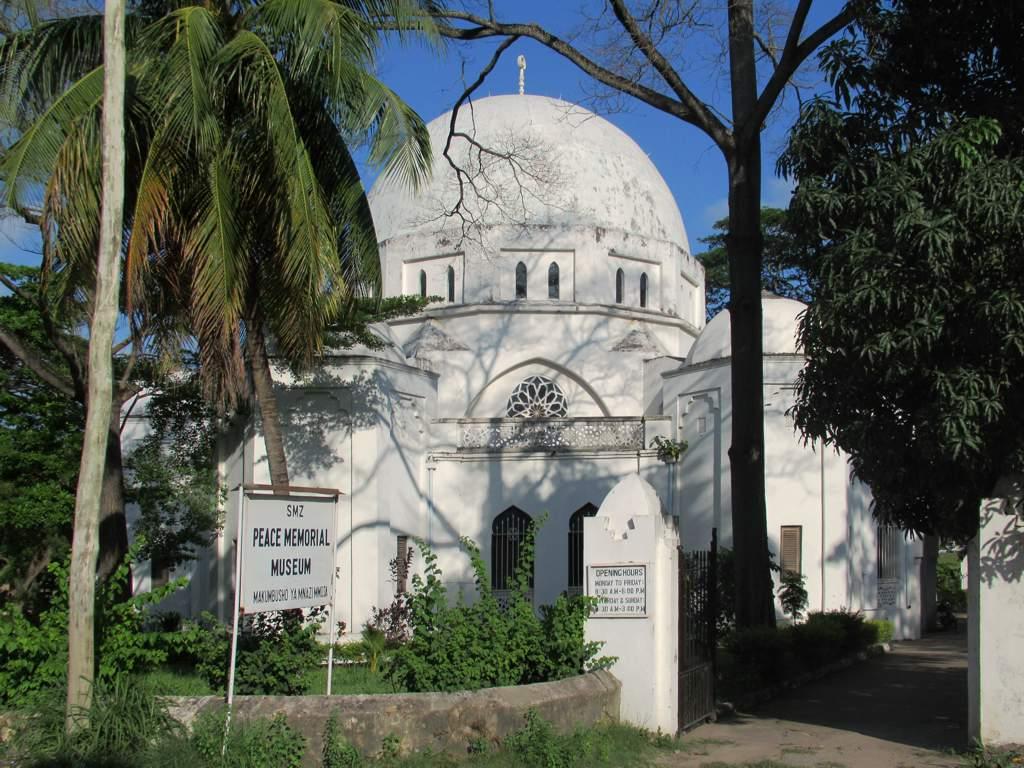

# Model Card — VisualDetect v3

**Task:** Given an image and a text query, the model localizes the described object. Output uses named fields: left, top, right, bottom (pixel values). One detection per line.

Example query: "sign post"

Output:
left=224, top=484, right=341, bottom=750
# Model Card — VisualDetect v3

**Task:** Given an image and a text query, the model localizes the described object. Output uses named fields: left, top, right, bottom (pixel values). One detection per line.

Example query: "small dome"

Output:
left=687, top=294, right=806, bottom=365
left=368, top=95, right=689, bottom=251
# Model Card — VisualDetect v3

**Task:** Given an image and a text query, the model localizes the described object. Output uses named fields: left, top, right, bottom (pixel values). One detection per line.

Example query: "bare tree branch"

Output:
left=439, top=34, right=520, bottom=235
left=607, top=0, right=729, bottom=146
left=753, top=31, right=780, bottom=68
left=433, top=9, right=734, bottom=151
left=747, top=2, right=855, bottom=146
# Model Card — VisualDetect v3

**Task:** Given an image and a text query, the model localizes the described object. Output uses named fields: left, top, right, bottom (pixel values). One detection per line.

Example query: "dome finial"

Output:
left=517, top=54, right=526, bottom=95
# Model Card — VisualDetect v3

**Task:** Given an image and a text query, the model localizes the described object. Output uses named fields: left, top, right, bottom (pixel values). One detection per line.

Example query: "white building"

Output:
left=124, top=94, right=931, bottom=639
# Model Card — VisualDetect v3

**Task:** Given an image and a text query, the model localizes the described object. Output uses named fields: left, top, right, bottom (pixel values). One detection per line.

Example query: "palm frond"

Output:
left=182, top=147, right=248, bottom=362
left=217, top=30, right=344, bottom=367
left=40, top=111, right=102, bottom=318
left=135, top=5, right=223, bottom=153
left=0, top=14, right=104, bottom=127
left=0, top=65, right=103, bottom=212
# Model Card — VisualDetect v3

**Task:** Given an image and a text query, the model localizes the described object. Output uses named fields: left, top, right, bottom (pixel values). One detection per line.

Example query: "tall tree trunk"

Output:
left=97, top=400, right=129, bottom=585
left=246, top=322, right=289, bottom=486
left=727, top=0, right=774, bottom=629
left=66, top=0, right=126, bottom=729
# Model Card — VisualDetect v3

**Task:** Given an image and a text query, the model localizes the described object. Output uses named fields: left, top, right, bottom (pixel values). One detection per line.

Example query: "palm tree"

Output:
left=0, top=0, right=434, bottom=486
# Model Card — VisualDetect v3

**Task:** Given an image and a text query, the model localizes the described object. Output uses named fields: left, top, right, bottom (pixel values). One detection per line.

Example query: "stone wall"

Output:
left=166, top=671, right=620, bottom=766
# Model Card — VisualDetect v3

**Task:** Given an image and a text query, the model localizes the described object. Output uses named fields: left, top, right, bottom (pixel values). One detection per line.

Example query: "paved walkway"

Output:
left=660, top=632, right=968, bottom=768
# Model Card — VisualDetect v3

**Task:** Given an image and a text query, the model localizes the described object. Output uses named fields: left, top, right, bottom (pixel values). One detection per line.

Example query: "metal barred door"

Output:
left=679, top=529, right=718, bottom=731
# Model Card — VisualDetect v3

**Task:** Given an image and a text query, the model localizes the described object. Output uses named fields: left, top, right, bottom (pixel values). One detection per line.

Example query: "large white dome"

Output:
left=368, top=95, right=689, bottom=251
left=687, top=294, right=806, bottom=365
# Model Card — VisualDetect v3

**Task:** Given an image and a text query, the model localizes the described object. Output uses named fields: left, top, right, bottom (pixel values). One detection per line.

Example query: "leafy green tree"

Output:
left=780, top=0, right=1024, bottom=541
left=124, top=381, right=222, bottom=570
left=696, top=207, right=813, bottom=319
left=0, top=0, right=434, bottom=489
left=0, top=266, right=81, bottom=605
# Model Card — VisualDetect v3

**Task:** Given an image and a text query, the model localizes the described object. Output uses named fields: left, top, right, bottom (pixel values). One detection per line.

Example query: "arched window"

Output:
left=548, top=262, right=560, bottom=299
left=418, top=269, right=427, bottom=298
left=515, top=261, right=528, bottom=299
left=506, top=375, right=568, bottom=418
left=446, top=265, right=455, bottom=302
left=640, top=272, right=648, bottom=308
left=492, top=506, right=533, bottom=605
left=615, top=268, right=624, bottom=304
left=567, top=503, right=598, bottom=596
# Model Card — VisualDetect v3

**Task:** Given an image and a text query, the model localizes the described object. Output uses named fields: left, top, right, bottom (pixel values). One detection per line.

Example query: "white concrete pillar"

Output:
left=584, top=474, right=679, bottom=733
left=969, top=475, right=1024, bottom=747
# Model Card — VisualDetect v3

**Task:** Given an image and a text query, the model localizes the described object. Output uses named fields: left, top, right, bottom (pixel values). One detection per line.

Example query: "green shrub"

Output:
left=805, top=610, right=878, bottom=655
left=190, top=608, right=324, bottom=695
left=714, top=547, right=736, bottom=635
left=503, top=709, right=567, bottom=768
left=192, top=709, right=305, bottom=768
left=789, top=618, right=844, bottom=669
left=778, top=571, right=809, bottom=622
left=361, top=625, right=387, bottom=674
left=868, top=619, right=895, bottom=644
left=724, top=626, right=791, bottom=685
left=937, top=552, right=967, bottom=612
left=388, top=521, right=607, bottom=693
left=0, top=553, right=186, bottom=706
left=322, top=712, right=362, bottom=768
left=500, top=710, right=675, bottom=768
left=964, top=742, right=1024, bottom=768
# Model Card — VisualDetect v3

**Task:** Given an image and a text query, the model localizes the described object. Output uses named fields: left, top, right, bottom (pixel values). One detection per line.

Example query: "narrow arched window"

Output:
left=615, top=268, right=624, bottom=304
left=567, top=503, right=598, bottom=596
left=492, top=506, right=533, bottom=605
left=418, top=269, right=427, bottom=298
left=515, top=261, right=528, bottom=299
left=640, top=272, right=648, bottom=308
left=447, top=265, right=455, bottom=302
left=548, top=262, right=560, bottom=299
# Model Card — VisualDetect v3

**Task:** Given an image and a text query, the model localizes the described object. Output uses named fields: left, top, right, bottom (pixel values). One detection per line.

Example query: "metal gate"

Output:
left=679, top=528, right=718, bottom=731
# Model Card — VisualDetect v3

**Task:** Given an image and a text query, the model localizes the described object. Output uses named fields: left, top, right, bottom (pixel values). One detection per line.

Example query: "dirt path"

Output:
left=660, top=632, right=968, bottom=768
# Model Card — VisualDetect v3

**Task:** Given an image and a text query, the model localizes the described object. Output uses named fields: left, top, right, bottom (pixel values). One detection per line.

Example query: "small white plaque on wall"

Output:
left=587, top=563, right=648, bottom=618
left=877, top=578, right=900, bottom=607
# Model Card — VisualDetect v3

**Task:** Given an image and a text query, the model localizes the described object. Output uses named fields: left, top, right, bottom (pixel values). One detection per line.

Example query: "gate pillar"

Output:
left=584, top=474, right=679, bottom=732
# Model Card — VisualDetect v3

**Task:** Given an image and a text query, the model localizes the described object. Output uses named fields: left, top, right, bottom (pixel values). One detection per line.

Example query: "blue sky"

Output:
left=0, top=0, right=849, bottom=267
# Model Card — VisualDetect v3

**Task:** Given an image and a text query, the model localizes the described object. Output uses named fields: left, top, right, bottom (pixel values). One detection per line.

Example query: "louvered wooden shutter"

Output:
left=780, top=526, right=802, bottom=575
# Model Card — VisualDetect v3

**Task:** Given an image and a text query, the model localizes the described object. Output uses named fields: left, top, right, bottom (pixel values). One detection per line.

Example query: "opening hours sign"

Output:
left=239, top=492, right=338, bottom=613
left=587, top=563, right=648, bottom=617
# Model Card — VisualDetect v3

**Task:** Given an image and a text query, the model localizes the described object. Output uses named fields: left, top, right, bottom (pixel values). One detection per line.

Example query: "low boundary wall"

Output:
left=166, top=670, right=620, bottom=764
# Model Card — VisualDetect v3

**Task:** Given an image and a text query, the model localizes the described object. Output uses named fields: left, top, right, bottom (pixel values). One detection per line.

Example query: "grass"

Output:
left=674, top=737, right=735, bottom=755
left=139, top=662, right=401, bottom=696
left=364, top=720, right=682, bottom=767
left=780, top=745, right=819, bottom=755
left=140, top=665, right=214, bottom=696
left=305, top=664, right=405, bottom=695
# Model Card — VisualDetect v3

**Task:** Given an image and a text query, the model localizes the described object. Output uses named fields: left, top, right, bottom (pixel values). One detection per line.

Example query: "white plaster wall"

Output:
left=246, top=357, right=438, bottom=634
left=392, top=306, right=699, bottom=420
left=969, top=478, right=1024, bottom=747
left=380, top=224, right=703, bottom=332
left=424, top=452, right=671, bottom=608
left=663, top=354, right=924, bottom=636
